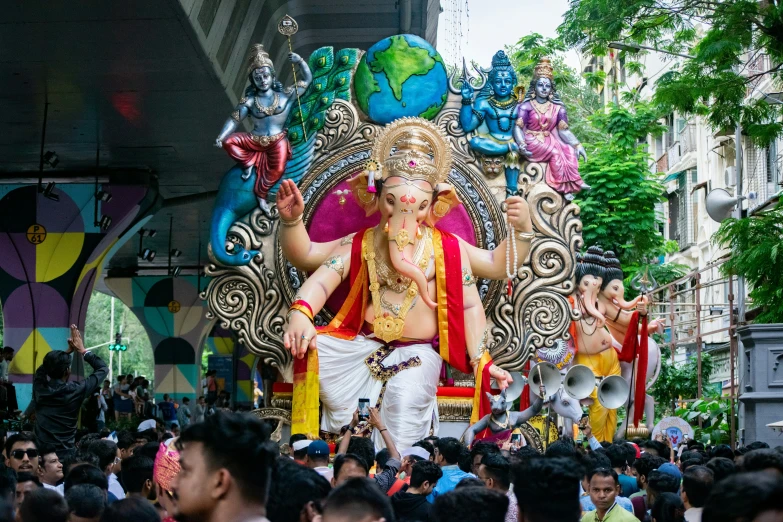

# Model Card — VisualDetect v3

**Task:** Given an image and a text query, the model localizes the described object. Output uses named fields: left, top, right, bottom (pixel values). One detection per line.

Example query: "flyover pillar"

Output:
left=204, top=325, right=255, bottom=409
left=105, top=276, right=215, bottom=402
left=0, top=181, right=157, bottom=408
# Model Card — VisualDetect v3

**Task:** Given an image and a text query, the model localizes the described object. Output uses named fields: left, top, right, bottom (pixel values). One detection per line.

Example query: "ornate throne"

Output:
left=203, top=95, right=581, bottom=448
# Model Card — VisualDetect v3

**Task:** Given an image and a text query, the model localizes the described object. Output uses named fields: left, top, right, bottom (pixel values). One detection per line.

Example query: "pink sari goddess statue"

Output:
left=513, top=58, right=590, bottom=199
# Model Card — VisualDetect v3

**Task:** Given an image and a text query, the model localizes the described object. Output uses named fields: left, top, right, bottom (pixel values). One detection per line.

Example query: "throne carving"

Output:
left=203, top=97, right=581, bottom=428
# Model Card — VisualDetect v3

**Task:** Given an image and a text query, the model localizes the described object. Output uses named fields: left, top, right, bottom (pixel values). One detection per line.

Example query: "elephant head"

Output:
left=575, top=246, right=607, bottom=327
left=348, top=119, right=461, bottom=311
left=599, top=250, right=642, bottom=310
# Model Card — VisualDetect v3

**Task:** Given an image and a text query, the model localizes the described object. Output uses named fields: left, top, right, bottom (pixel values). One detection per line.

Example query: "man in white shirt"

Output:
left=37, top=445, right=64, bottom=495
left=92, top=439, right=125, bottom=500
left=96, top=391, right=108, bottom=431
left=192, top=396, right=206, bottom=424
left=305, top=440, right=333, bottom=482
left=682, top=466, right=714, bottom=522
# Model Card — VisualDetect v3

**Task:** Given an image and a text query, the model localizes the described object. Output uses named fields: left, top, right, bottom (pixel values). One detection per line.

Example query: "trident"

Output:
left=447, top=57, right=488, bottom=95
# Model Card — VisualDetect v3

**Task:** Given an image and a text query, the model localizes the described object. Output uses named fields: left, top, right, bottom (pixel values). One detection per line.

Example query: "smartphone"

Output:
left=578, top=413, right=589, bottom=430
left=511, top=433, right=521, bottom=447
left=358, top=398, right=370, bottom=421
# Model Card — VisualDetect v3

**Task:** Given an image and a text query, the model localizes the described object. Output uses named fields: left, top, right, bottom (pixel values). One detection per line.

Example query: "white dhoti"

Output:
left=316, top=334, right=442, bottom=451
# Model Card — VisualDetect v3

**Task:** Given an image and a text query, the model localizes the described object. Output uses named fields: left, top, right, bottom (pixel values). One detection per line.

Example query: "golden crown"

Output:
left=247, top=44, right=275, bottom=74
left=369, top=118, right=452, bottom=188
left=534, top=57, right=554, bottom=80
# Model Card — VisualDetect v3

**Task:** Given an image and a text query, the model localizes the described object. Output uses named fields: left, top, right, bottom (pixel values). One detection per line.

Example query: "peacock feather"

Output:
left=266, top=47, right=359, bottom=200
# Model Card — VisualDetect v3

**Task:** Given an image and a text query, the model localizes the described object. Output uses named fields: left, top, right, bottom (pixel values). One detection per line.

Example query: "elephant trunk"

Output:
left=387, top=218, right=436, bottom=310
left=582, top=288, right=606, bottom=328
left=613, top=294, right=642, bottom=310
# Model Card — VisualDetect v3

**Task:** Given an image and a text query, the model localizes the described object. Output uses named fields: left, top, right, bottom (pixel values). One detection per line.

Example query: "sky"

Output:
left=436, top=0, right=583, bottom=74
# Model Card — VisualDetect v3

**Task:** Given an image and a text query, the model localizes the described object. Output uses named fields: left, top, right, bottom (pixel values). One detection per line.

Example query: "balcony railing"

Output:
left=668, top=141, right=682, bottom=169
left=680, top=123, right=697, bottom=156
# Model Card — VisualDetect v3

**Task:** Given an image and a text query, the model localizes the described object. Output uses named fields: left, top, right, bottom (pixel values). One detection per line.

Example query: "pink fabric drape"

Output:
left=519, top=101, right=584, bottom=195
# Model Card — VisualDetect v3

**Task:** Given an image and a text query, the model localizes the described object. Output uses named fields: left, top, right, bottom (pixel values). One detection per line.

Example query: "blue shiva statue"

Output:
left=210, top=45, right=359, bottom=266
left=456, top=51, right=529, bottom=196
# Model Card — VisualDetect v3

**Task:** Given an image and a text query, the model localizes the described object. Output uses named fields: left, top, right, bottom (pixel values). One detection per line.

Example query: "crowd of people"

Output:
left=2, top=409, right=782, bottom=522
left=2, top=326, right=783, bottom=521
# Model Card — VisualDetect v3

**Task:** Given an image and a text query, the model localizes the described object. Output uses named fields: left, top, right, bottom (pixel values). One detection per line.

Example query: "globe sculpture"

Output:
left=354, top=34, right=448, bottom=124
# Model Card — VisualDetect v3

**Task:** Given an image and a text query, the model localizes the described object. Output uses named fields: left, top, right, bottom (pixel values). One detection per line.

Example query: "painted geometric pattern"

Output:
left=0, top=183, right=151, bottom=408
left=105, top=276, right=215, bottom=401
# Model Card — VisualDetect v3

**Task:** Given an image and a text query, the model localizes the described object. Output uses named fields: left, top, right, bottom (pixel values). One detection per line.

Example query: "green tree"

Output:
left=676, top=396, right=735, bottom=445
left=652, top=345, right=714, bottom=418
left=83, top=292, right=154, bottom=381
left=713, top=201, right=783, bottom=323
left=575, top=103, right=671, bottom=267
left=559, top=0, right=783, bottom=146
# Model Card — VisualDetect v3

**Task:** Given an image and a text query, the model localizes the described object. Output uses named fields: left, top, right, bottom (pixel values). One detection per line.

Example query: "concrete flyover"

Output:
left=0, top=0, right=440, bottom=408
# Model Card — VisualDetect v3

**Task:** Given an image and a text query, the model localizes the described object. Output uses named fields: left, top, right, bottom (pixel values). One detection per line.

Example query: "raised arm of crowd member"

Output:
left=582, top=423, right=602, bottom=451
left=336, top=410, right=360, bottom=456
left=68, top=325, right=109, bottom=398
left=34, top=325, right=108, bottom=398
left=369, top=407, right=400, bottom=462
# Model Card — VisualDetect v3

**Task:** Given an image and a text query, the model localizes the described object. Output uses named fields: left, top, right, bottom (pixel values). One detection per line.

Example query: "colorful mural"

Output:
left=105, top=276, right=215, bottom=402
left=0, top=183, right=155, bottom=408
left=204, top=325, right=254, bottom=408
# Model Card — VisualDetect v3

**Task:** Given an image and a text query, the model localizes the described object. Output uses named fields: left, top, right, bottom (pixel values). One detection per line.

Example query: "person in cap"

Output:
left=292, top=439, right=313, bottom=465
left=400, top=446, right=432, bottom=483
left=305, top=440, right=333, bottom=482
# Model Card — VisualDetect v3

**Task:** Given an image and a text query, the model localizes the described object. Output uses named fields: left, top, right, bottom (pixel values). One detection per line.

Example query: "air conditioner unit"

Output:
left=725, top=166, right=736, bottom=187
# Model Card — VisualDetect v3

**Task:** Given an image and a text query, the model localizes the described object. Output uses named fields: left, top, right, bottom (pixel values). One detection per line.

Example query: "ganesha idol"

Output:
left=275, top=118, right=537, bottom=450
left=597, top=251, right=663, bottom=437
left=566, top=246, right=662, bottom=441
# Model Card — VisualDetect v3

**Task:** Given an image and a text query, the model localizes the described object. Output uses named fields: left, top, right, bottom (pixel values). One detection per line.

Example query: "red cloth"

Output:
left=438, top=231, right=469, bottom=374
left=318, top=229, right=369, bottom=339
left=616, top=311, right=649, bottom=427
left=222, top=132, right=291, bottom=200
left=436, top=386, right=475, bottom=398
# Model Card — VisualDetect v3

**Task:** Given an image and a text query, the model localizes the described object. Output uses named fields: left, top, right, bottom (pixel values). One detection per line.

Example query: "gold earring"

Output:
left=416, top=226, right=422, bottom=239
left=383, top=222, right=389, bottom=234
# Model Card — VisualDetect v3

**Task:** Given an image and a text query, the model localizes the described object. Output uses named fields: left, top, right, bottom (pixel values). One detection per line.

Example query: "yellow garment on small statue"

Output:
left=575, top=347, right=621, bottom=442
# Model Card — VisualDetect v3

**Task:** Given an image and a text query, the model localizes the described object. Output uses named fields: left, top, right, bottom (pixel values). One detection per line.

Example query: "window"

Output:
left=767, top=140, right=781, bottom=188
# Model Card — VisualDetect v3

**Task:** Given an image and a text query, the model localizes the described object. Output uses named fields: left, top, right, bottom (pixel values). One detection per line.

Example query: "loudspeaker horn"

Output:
left=705, top=188, right=740, bottom=223
left=597, top=375, right=630, bottom=410
left=528, top=362, right=563, bottom=399
left=499, top=372, right=525, bottom=403
left=563, top=364, right=596, bottom=400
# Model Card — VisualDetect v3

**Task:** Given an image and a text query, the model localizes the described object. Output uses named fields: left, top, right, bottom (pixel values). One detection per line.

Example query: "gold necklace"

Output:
left=254, top=93, right=279, bottom=116
left=365, top=229, right=420, bottom=343
left=380, top=287, right=416, bottom=315
left=531, top=99, right=551, bottom=116
left=374, top=228, right=432, bottom=293
left=490, top=410, right=511, bottom=429
left=488, top=96, right=516, bottom=109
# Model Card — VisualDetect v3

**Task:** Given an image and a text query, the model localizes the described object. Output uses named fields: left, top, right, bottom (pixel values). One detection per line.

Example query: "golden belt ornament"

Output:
left=249, top=132, right=285, bottom=147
